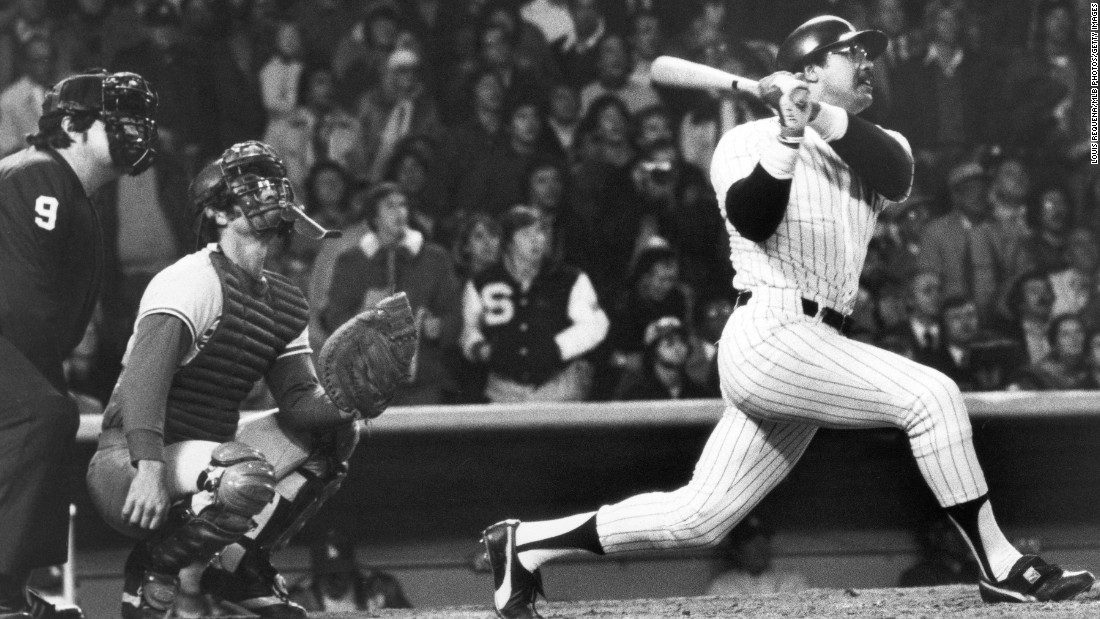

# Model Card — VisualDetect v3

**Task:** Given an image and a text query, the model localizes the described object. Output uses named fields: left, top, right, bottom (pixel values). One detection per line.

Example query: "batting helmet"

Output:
left=41, top=69, right=158, bottom=175
left=776, top=16, right=888, bottom=73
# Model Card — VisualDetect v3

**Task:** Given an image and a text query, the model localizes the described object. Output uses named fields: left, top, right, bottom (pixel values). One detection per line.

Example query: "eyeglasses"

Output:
left=827, top=44, right=869, bottom=64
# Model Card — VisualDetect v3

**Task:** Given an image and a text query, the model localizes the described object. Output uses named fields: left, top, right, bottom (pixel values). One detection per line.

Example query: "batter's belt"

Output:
left=735, top=290, right=850, bottom=334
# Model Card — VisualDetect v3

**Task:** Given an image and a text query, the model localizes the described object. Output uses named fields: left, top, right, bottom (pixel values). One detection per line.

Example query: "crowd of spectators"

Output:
left=13, top=0, right=1095, bottom=407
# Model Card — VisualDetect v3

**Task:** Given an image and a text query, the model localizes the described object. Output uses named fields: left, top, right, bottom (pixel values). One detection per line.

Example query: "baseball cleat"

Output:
left=979, top=555, right=1095, bottom=603
left=200, top=547, right=306, bottom=619
left=121, top=545, right=179, bottom=619
left=482, top=519, right=545, bottom=619
left=0, top=589, right=83, bottom=619
left=23, top=590, right=83, bottom=619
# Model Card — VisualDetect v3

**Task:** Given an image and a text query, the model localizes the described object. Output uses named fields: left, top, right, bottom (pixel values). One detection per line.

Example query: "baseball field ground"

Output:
left=296, top=585, right=1100, bottom=618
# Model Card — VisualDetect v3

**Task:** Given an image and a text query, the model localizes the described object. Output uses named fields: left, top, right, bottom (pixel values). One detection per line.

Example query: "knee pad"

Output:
left=198, top=441, right=277, bottom=516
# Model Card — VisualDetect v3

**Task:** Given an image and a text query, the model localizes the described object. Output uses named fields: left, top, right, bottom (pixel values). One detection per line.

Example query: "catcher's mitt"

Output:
left=318, top=292, right=418, bottom=418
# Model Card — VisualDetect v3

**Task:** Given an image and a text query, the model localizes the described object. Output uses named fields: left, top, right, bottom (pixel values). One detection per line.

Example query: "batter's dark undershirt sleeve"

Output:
left=267, top=354, right=355, bottom=431
left=120, top=313, right=193, bottom=464
left=830, top=114, right=913, bottom=201
left=724, top=164, right=793, bottom=242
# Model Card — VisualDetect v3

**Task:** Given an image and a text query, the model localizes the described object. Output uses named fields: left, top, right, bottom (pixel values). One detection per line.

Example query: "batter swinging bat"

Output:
left=650, top=55, right=761, bottom=97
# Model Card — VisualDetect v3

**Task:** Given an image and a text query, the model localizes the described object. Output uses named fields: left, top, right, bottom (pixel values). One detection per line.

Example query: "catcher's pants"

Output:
left=87, top=410, right=317, bottom=538
left=596, top=287, right=987, bottom=553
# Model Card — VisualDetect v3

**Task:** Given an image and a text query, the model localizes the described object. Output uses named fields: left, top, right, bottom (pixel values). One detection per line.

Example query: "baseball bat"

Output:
left=650, top=55, right=761, bottom=97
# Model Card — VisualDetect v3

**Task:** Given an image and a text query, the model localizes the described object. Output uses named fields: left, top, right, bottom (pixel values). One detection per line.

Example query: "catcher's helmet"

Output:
left=190, top=141, right=298, bottom=235
left=776, top=16, right=888, bottom=73
left=190, top=140, right=340, bottom=241
left=41, top=69, right=158, bottom=175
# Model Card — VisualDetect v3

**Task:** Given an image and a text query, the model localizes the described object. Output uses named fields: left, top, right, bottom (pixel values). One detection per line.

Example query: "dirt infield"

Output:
left=313, top=584, right=1100, bottom=618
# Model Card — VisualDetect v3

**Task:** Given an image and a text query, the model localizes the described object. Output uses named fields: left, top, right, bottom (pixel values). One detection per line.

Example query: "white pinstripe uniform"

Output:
left=588, top=117, right=989, bottom=554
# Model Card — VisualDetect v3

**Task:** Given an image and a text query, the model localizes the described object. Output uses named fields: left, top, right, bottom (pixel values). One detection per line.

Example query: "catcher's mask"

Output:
left=41, top=70, right=159, bottom=175
left=189, top=141, right=341, bottom=241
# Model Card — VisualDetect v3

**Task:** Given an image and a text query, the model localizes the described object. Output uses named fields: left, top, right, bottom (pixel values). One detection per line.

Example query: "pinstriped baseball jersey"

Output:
left=592, top=119, right=987, bottom=556
left=710, top=119, right=911, bottom=313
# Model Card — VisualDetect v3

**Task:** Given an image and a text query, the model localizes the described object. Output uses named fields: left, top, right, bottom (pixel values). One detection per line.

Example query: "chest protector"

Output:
left=164, top=252, right=309, bottom=444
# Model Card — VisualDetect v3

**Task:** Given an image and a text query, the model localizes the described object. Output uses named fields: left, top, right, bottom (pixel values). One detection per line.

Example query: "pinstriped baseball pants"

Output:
left=596, top=288, right=987, bottom=554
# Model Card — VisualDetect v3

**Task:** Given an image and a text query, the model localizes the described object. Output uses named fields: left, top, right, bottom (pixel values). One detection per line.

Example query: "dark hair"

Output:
left=500, top=204, right=548, bottom=250
left=596, top=31, right=634, bottom=64
left=1006, top=270, right=1051, bottom=318
left=629, top=241, right=678, bottom=286
left=304, top=160, right=352, bottom=217
left=297, top=64, right=335, bottom=107
left=523, top=156, right=568, bottom=202
left=476, top=16, right=518, bottom=52
left=27, top=111, right=97, bottom=150
left=382, top=140, right=432, bottom=185
left=478, top=0, right=523, bottom=36
left=452, top=211, right=503, bottom=273
left=632, top=103, right=675, bottom=143
left=504, top=88, right=547, bottom=124
left=577, top=93, right=632, bottom=141
left=29, top=68, right=101, bottom=150
left=361, top=181, right=405, bottom=224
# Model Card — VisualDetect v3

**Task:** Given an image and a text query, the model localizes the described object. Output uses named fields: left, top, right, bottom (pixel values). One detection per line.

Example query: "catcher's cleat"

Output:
left=121, top=546, right=179, bottom=619
left=979, top=555, right=1095, bottom=603
left=482, top=519, right=545, bottom=619
left=200, top=548, right=305, bottom=619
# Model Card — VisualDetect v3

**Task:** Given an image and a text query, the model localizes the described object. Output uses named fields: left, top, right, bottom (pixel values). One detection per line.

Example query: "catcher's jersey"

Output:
left=710, top=118, right=911, bottom=314
left=124, top=244, right=310, bottom=367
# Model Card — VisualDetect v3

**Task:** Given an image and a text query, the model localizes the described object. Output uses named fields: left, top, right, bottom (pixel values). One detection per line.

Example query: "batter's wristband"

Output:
left=809, top=102, right=848, bottom=141
left=759, top=137, right=799, bottom=179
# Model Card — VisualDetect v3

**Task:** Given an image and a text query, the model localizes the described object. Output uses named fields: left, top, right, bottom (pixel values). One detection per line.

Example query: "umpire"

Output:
left=0, top=69, right=158, bottom=619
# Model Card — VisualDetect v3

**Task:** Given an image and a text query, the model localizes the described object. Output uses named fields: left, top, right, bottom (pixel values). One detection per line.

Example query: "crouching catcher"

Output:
left=85, top=141, right=416, bottom=619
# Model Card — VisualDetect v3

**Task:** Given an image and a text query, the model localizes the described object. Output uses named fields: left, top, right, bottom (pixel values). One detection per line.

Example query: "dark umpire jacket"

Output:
left=0, top=146, right=101, bottom=571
